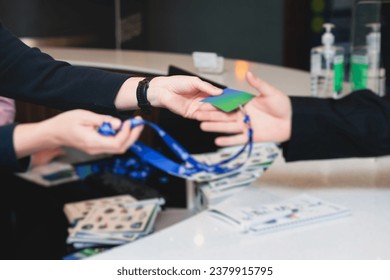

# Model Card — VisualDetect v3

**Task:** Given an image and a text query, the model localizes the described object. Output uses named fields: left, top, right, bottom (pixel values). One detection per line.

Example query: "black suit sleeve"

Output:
left=0, top=21, right=134, bottom=172
left=0, top=124, right=30, bottom=172
left=282, top=90, right=390, bottom=161
left=0, top=22, right=130, bottom=115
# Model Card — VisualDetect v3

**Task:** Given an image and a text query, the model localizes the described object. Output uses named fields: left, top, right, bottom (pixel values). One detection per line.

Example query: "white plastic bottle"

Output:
left=350, top=23, right=386, bottom=96
left=310, top=23, right=345, bottom=98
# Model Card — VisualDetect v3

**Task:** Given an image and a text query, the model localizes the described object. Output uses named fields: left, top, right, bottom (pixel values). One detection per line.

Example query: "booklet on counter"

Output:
left=208, top=194, right=352, bottom=234
left=64, top=195, right=165, bottom=246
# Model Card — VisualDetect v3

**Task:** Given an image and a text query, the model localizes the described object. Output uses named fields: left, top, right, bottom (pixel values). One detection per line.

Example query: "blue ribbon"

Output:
left=98, top=113, right=253, bottom=179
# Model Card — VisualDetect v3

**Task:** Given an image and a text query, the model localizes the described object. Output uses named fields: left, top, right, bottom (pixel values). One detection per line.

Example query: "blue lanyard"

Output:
left=98, top=110, right=253, bottom=179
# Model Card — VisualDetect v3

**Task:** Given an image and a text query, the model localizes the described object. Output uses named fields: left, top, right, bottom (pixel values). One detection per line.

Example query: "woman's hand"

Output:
left=148, top=75, right=223, bottom=118
left=14, top=109, right=144, bottom=158
left=195, top=72, right=292, bottom=146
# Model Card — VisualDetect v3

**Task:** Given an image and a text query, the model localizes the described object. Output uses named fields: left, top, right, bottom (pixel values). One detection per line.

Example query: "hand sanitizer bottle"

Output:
left=350, top=23, right=385, bottom=96
left=310, top=23, right=345, bottom=98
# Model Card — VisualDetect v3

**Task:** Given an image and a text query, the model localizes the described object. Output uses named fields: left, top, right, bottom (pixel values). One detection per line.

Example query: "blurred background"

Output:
left=0, top=0, right=362, bottom=123
left=0, top=0, right=358, bottom=71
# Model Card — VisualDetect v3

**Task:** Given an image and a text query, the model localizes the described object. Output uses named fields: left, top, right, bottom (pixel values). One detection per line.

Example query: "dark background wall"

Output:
left=0, top=0, right=294, bottom=67
left=0, top=0, right=116, bottom=48
left=144, top=0, right=285, bottom=65
left=0, top=0, right=359, bottom=71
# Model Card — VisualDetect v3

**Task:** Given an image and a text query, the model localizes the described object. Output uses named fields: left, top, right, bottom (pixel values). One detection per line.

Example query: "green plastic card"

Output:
left=201, top=88, right=255, bottom=112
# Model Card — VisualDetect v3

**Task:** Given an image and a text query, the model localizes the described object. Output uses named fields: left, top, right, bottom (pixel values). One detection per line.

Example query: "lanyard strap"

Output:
left=98, top=113, right=253, bottom=178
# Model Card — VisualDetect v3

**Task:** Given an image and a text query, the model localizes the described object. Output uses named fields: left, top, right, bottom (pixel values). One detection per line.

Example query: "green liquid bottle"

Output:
left=311, top=23, right=345, bottom=99
left=350, top=23, right=386, bottom=96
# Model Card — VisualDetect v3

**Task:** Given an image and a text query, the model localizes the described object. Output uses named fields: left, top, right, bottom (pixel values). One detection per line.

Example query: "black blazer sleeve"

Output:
left=0, top=21, right=133, bottom=172
left=0, top=22, right=130, bottom=114
left=282, top=90, right=390, bottom=161
left=0, top=124, right=30, bottom=172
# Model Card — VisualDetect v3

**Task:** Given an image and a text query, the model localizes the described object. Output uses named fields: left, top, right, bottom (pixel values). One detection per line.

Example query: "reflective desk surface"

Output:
left=41, top=47, right=311, bottom=97
left=89, top=155, right=390, bottom=260
left=42, top=47, right=390, bottom=260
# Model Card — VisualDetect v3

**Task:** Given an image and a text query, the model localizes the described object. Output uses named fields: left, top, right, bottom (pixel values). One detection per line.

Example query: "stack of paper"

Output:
left=64, top=196, right=165, bottom=246
left=64, top=194, right=138, bottom=226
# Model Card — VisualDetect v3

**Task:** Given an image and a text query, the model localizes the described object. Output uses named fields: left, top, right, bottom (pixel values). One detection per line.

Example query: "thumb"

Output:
left=246, top=71, right=277, bottom=97
left=85, top=111, right=122, bottom=130
left=195, top=79, right=224, bottom=96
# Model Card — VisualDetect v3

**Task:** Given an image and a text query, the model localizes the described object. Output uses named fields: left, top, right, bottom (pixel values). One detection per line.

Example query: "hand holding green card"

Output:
left=201, top=88, right=255, bottom=112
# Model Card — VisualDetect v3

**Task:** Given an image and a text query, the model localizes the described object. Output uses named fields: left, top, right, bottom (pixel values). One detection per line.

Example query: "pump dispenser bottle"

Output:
left=310, top=23, right=345, bottom=98
left=350, top=23, right=385, bottom=96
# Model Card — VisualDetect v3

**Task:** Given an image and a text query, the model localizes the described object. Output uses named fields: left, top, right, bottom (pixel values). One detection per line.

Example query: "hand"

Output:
left=195, top=72, right=292, bottom=146
left=148, top=75, right=223, bottom=118
left=44, top=110, right=144, bottom=155
left=14, top=109, right=144, bottom=158
left=30, top=148, right=65, bottom=167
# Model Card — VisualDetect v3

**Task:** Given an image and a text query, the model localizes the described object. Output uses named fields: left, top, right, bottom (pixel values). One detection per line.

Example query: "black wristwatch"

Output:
left=136, top=77, right=154, bottom=114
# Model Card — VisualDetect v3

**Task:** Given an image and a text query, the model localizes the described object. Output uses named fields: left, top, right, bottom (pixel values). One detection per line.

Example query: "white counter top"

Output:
left=89, top=154, right=390, bottom=260
left=41, top=47, right=310, bottom=96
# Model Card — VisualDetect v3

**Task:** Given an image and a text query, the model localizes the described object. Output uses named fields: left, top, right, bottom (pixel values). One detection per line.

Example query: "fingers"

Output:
left=83, top=114, right=143, bottom=154
left=117, top=116, right=143, bottom=148
left=100, top=115, right=122, bottom=130
left=200, top=121, right=243, bottom=134
left=187, top=101, right=225, bottom=120
left=79, top=110, right=123, bottom=131
left=104, top=119, right=143, bottom=153
left=125, top=120, right=144, bottom=147
left=214, top=133, right=248, bottom=147
left=196, top=102, right=220, bottom=112
left=193, top=77, right=223, bottom=96
left=195, top=110, right=238, bottom=122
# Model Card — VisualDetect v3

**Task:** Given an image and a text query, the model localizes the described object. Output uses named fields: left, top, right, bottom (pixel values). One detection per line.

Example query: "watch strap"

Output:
left=136, top=77, right=154, bottom=114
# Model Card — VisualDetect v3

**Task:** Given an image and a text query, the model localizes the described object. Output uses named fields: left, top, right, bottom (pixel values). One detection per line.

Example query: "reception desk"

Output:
left=41, top=47, right=311, bottom=97
left=87, top=155, right=390, bottom=260
left=42, top=47, right=390, bottom=260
